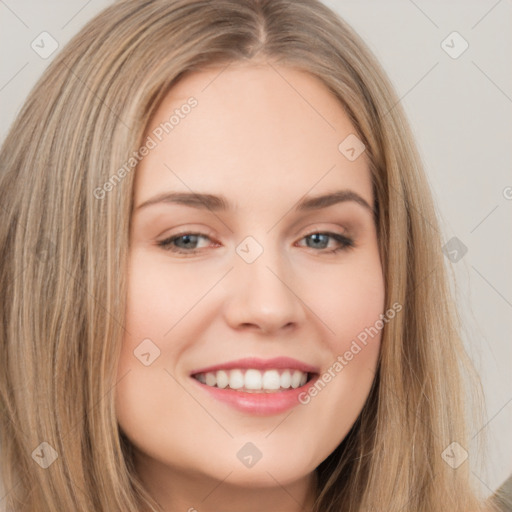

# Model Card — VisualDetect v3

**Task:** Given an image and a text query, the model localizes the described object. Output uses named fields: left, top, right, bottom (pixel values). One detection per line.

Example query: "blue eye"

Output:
left=157, top=231, right=354, bottom=255
left=299, top=232, right=354, bottom=253
left=157, top=233, right=210, bottom=253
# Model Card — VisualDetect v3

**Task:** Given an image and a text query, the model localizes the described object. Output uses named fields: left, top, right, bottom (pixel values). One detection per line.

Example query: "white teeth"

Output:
left=194, top=368, right=310, bottom=392
left=216, top=370, right=229, bottom=389
left=280, top=370, right=291, bottom=388
left=291, top=370, right=303, bottom=389
left=262, top=370, right=281, bottom=390
left=244, top=369, right=262, bottom=390
left=229, top=369, right=244, bottom=389
left=205, top=372, right=216, bottom=387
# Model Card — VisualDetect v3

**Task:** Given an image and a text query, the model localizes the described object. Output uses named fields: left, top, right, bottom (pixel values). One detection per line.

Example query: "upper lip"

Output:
left=190, top=357, right=320, bottom=376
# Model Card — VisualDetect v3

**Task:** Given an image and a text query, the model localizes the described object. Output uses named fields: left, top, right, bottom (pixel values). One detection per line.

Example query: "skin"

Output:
left=115, top=60, right=385, bottom=512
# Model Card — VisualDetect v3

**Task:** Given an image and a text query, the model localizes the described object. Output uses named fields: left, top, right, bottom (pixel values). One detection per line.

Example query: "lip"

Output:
left=189, top=356, right=320, bottom=376
left=190, top=373, right=320, bottom=416
left=189, top=357, right=320, bottom=416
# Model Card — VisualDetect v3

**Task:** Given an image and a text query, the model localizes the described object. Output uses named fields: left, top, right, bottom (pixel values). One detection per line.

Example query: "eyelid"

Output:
left=157, top=224, right=217, bottom=240
left=295, top=222, right=354, bottom=243
left=299, top=223, right=350, bottom=236
left=158, top=222, right=351, bottom=243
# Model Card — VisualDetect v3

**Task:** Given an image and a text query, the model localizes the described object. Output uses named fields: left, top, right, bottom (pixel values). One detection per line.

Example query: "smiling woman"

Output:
left=118, top=64, right=385, bottom=496
left=0, top=1, right=495, bottom=512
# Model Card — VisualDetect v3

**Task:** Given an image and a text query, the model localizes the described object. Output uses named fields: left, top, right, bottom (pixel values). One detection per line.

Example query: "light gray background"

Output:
left=1, top=0, right=511, bottom=501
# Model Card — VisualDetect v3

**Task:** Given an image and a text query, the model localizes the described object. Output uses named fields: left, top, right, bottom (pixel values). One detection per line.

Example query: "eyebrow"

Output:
left=135, top=189, right=373, bottom=214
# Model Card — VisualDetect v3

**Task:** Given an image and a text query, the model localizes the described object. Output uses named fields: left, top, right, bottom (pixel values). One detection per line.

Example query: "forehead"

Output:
left=135, top=61, right=372, bottom=209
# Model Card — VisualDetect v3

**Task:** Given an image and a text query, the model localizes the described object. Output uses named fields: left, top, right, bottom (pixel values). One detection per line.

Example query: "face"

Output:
left=115, top=61, right=385, bottom=508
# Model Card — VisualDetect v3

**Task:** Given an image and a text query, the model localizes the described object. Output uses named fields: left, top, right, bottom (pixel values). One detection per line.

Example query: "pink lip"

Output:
left=189, top=357, right=320, bottom=416
left=189, top=356, right=320, bottom=376
left=190, top=374, right=320, bottom=416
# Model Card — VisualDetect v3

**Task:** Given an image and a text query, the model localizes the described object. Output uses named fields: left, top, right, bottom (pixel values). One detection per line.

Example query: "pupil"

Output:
left=179, top=235, right=196, bottom=247
left=310, top=233, right=327, bottom=248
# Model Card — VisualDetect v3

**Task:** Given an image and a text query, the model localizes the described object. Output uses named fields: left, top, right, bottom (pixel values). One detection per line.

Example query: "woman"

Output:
left=0, top=0, right=493, bottom=510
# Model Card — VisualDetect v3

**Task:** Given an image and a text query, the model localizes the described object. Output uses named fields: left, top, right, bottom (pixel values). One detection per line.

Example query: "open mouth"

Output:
left=191, top=368, right=317, bottom=393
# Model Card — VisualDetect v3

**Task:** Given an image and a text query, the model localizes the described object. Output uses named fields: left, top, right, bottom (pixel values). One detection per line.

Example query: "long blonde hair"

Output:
left=0, top=0, right=489, bottom=510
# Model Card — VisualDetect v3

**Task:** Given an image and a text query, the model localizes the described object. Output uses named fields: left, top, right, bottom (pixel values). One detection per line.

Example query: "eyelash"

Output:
left=156, top=230, right=354, bottom=255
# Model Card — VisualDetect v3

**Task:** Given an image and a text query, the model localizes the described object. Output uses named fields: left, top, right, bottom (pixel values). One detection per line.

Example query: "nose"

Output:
left=222, top=243, right=306, bottom=335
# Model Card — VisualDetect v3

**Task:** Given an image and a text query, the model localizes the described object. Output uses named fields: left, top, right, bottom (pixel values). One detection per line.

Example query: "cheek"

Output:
left=115, top=251, right=206, bottom=454
left=325, top=270, right=385, bottom=346
left=298, top=247, right=385, bottom=346
left=293, top=252, right=384, bottom=445
left=116, top=251, right=188, bottom=415
left=122, top=248, right=217, bottom=341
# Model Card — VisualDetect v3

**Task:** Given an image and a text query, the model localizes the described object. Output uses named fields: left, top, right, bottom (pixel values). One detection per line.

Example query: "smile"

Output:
left=192, top=368, right=311, bottom=393
left=189, top=357, right=320, bottom=415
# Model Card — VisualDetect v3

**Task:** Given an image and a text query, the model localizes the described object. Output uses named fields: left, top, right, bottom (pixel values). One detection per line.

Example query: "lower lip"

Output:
left=191, top=375, right=319, bottom=415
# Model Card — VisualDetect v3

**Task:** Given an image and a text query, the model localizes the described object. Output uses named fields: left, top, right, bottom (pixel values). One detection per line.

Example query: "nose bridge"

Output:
left=225, top=233, right=304, bottom=332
